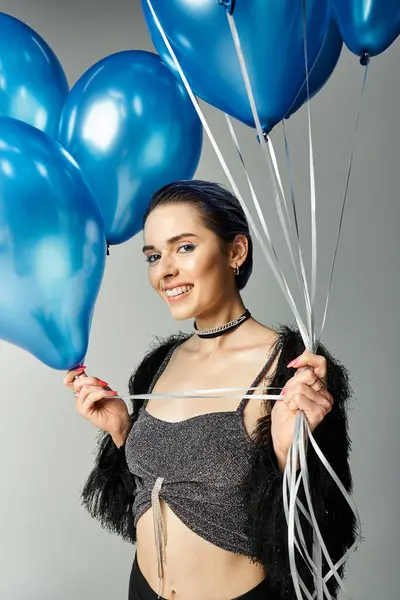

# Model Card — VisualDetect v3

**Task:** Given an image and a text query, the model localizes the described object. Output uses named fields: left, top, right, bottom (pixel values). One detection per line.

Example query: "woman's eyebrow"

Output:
left=142, top=233, right=198, bottom=253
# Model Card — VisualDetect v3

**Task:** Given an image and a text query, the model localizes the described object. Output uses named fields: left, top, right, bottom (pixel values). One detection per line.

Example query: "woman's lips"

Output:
left=165, top=287, right=193, bottom=303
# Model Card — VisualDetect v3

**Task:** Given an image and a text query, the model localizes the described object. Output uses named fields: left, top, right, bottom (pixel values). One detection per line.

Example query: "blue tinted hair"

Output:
left=142, top=180, right=253, bottom=291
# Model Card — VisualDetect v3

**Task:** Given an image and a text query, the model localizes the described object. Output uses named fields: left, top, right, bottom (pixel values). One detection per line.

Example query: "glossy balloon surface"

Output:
left=0, top=12, right=69, bottom=136
left=58, top=50, right=203, bottom=245
left=333, top=0, right=400, bottom=57
left=0, top=117, right=106, bottom=370
left=142, top=0, right=330, bottom=132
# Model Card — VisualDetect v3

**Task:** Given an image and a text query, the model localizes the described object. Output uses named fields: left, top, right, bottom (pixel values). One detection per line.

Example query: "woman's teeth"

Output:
left=165, top=285, right=193, bottom=297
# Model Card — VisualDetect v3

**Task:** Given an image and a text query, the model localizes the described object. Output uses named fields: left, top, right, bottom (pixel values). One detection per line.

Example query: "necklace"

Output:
left=194, top=309, right=251, bottom=338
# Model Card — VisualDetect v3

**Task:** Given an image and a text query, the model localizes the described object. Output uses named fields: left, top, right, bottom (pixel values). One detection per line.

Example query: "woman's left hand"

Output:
left=271, top=350, right=334, bottom=466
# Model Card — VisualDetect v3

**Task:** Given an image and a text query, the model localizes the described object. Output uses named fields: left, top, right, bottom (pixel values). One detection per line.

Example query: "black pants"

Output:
left=128, top=551, right=278, bottom=600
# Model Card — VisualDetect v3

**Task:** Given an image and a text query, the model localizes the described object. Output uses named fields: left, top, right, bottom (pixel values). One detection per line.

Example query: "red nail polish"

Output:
left=108, top=390, right=118, bottom=395
left=76, top=366, right=86, bottom=372
left=98, top=380, right=108, bottom=387
left=281, top=388, right=287, bottom=396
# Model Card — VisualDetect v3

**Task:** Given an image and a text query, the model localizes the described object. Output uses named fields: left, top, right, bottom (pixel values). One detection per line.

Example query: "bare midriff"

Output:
left=136, top=504, right=267, bottom=600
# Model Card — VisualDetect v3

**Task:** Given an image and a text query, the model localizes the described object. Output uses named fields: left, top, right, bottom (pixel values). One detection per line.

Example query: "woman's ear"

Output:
left=229, top=234, right=248, bottom=268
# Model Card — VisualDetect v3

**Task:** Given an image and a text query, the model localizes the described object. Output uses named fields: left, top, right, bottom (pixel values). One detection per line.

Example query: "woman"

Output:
left=63, top=180, right=357, bottom=600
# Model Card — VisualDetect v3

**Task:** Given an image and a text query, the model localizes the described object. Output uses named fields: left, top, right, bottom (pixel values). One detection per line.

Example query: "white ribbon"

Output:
left=225, top=113, right=312, bottom=338
left=318, top=61, right=369, bottom=341
left=108, top=384, right=283, bottom=402
left=300, top=0, right=318, bottom=350
left=225, top=11, right=315, bottom=352
left=282, top=119, right=314, bottom=342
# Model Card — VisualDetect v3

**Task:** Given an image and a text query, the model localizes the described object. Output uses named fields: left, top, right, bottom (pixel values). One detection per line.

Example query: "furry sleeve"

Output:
left=242, top=324, right=360, bottom=599
left=79, top=333, right=187, bottom=543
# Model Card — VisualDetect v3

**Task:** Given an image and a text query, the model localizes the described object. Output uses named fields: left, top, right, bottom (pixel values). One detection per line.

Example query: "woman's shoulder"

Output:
left=245, top=320, right=302, bottom=355
left=128, top=330, right=191, bottom=395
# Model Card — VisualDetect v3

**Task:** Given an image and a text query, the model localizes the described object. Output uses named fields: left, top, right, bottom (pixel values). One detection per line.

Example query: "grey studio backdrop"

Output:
left=0, top=1, right=399, bottom=599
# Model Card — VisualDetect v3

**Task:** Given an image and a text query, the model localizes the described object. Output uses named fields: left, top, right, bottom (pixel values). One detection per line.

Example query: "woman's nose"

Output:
left=157, top=254, right=178, bottom=279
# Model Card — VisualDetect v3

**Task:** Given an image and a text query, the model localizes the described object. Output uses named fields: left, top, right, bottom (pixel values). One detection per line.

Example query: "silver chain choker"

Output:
left=194, top=309, right=251, bottom=339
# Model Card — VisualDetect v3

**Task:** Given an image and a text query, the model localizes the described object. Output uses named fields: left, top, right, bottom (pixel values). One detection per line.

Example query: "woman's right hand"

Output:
left=63, top=367, right=131, bottom=439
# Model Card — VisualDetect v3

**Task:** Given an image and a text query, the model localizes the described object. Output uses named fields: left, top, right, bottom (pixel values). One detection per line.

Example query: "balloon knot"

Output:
left=256, top=131, right=269, bottom=144
left=360, top=51, right=370, bottom=67
left=106, top=244, right=110, bottom=256
left=218, top=0, right=235, bottom=14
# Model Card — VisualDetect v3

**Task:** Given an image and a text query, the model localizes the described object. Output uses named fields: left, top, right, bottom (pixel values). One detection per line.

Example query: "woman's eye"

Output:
left=145, top=253, right=160, bottom=264
left=178, top=243, right=196, bottom=253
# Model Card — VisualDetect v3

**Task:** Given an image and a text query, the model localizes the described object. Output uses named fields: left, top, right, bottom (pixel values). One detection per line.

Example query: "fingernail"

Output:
left=281, top=388, right=287, bottom=396
left=287, top=359, right=298, bottom=368
left=76, top=366, right=86, bottom=371
left=108, top=390, right=118, bottom=395
left=98, top=380, right=108, bottom=387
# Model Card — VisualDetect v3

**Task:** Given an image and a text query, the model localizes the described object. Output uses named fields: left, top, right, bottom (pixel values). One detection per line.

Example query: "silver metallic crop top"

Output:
left=124, top=340, right=280, bottom=598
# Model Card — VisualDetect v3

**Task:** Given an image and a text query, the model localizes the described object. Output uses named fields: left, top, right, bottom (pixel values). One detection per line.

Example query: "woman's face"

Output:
left=142, top=202, right=242, bottom=320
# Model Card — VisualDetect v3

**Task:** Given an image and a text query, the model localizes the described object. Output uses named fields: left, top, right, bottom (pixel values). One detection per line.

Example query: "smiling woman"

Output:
left=142, top=180, right=253, bottom=324
left=68, top=180, right=357, bottom=600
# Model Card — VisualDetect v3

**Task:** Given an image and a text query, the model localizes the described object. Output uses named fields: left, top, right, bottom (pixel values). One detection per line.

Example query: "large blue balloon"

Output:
left=333, top=0, right=400, bottom=57
left=286, top=20, right=343, bottom=119
left=0, top=117, right=106, bottom=370
left=0, top=12, right=69, bottom=137
left=58, top=50, right=203, bottom=245
left=142, top=0, right=330, bottom=133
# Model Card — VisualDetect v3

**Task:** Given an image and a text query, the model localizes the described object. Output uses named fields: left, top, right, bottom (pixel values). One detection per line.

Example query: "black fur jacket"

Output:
left=81, top=324, right=358, bottom=599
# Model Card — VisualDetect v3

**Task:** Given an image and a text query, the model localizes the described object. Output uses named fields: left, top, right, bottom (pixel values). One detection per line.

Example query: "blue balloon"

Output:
left=0, top=117, right=106, bottom=370
left=142, top=0, right=330, bottom=133
left=0, top=12, right=69, bottom=137
left=333, top=0, right=400, bottom=57
left=58, top=50, right=203, bottom=245
left=286, top=20, right=343, bottom=118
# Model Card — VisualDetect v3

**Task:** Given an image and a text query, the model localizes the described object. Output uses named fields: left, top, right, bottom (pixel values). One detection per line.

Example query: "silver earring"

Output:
left=234, top=265, right=240, bottom=275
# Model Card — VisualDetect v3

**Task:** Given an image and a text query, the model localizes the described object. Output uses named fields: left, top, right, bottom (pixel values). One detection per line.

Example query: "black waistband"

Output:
left=129, top=552, right=276, bottom=600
